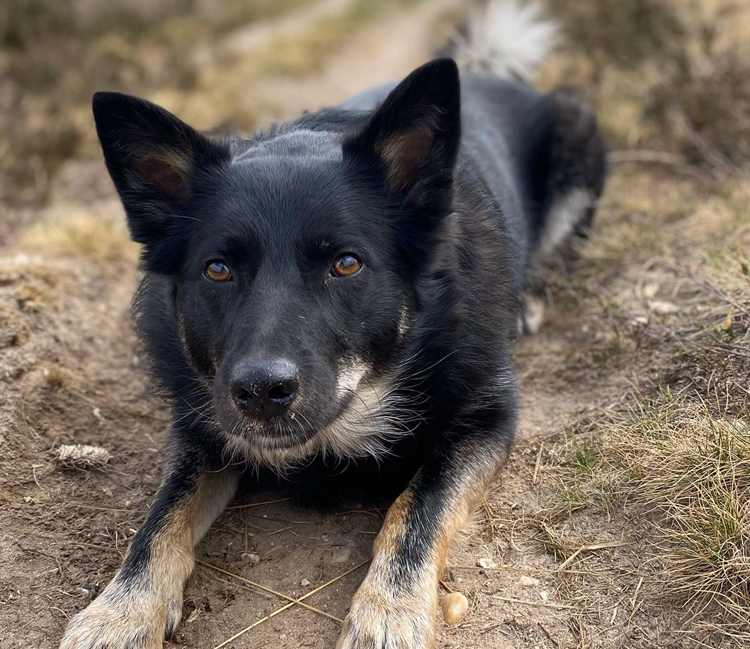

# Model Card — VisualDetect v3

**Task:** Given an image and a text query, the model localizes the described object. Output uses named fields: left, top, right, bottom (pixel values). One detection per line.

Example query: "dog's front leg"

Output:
left=60, top=438, right=238, bottom=649
left=337, top=420, right=513, bottom=649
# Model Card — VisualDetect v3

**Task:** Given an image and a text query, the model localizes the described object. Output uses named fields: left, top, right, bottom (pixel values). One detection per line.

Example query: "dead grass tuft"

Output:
left=606, top=392, right=750, bottom=637
left=543, top=0, right=750, bottom=169
left=19, top=212, right=138, bottom=267
left=535, top=384, right=750, bottom=639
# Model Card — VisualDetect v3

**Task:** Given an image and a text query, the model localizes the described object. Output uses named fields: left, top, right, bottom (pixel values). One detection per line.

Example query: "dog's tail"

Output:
left=449, top=0, right=559, bottom=81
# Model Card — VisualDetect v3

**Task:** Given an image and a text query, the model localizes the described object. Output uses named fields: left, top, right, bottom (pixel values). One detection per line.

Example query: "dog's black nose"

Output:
left=230, top=359, right=299, bottom=419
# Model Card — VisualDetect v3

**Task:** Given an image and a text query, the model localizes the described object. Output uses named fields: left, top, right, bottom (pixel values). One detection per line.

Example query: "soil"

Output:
left=0, top=2, right=701, bottom=648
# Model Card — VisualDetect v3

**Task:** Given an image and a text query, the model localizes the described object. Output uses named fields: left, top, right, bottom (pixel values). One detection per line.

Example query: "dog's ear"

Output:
left=343, top=58, right=460, bottom=212
left=92, top=92, right=230, bottom=245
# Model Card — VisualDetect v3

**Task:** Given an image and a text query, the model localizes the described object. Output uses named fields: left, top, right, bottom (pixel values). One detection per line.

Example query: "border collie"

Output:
left=61, top=2, right=605, bottom=647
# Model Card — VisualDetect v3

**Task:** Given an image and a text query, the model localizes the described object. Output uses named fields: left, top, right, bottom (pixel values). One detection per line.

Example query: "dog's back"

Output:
left=342, top=1, right=607, bottom=279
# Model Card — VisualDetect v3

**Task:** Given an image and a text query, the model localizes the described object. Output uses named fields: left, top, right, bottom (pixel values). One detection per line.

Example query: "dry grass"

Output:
left=643, top=2, right=750, bottom=170
left=614, top=396, right=749, bottom=634
left=0, top=0, right=410, bottom=205
left=531, top=1, right=750, bottom=641
left=19, top=211, right=139, bottom=267
left=0, top=254, right=70, bottom=312
left=534, top=243, right=750, bottom=640
left=0, top=301, right=30, bottom=348
left=534, top=304, right=750, bottom=640
left=542, top=0, right=750, bottom=167
left=549, top=0, right=685, bottom=70
left=551, top=390, right=750, bottom=639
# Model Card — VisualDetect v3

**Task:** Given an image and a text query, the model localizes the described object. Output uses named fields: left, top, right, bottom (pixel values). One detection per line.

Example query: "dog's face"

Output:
left=93, top=60, right=460, bottom=459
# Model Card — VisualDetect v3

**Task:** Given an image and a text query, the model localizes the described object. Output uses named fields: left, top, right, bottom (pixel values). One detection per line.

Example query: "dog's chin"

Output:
left=248, top=430, right=312, bottom=451
left=217, top=409, right=321, bottom=452
left=224, top=421, right=311, bottom=450
left=216, top=394, right=353, bottom=455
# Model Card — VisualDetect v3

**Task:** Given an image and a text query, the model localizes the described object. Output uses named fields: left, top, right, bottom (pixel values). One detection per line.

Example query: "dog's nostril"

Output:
left=232, top=386, right=254, bottom=405
left=230, top=359, right=299, bottom=419
left=268, top=379, right=298, bottom=402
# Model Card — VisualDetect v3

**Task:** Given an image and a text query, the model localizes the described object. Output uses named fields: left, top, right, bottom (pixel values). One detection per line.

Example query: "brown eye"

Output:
left=204, top=260, right=232, bottom=282
left=331, top=253, right=362, bottom=277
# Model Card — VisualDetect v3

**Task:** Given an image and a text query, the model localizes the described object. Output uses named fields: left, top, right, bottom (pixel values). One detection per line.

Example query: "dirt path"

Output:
left=0, top=2, right=699, bottom=649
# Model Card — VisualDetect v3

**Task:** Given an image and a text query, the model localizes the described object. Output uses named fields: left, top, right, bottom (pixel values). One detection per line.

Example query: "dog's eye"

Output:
left=204, top=260, right=232, bottom=282
left=331, top=254, right=362, bottom=277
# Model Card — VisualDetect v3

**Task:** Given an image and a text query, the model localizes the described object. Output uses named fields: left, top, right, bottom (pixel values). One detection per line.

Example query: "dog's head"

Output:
left=93, top=59, right=460, bottom=460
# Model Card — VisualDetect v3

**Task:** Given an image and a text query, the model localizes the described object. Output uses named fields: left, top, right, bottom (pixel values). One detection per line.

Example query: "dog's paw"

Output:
left=336, top=584, right=437, bottom=649
left=59, top=579, right=182, bottom=649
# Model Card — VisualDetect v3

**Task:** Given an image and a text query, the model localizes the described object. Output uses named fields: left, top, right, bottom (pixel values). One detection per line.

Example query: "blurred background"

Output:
left=0, top=1, right=748, bottom=648
left=1, top=0, right=749, bottom=216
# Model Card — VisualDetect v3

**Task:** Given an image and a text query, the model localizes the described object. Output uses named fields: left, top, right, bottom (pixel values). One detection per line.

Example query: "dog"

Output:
left=60, top=2, right=606, bottom=647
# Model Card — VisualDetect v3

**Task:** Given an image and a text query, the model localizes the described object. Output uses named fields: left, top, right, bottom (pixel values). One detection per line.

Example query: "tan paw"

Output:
left=59, top=578, right=182, bottom=649
left=336, top=583, right=437, bottom=649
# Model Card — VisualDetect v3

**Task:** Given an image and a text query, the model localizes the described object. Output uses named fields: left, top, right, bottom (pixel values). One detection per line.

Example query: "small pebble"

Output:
left=300, top=578, right=311, bottom=587
left=441, top=592, right=469, bottom=625
left=540, top=590, right=549, bottom=602
left=518, top=575, right=540, bottom=587
left=648, top=300, right=679, bottom=315
left=330, top=546, right=351, bottom=565
left=476, top=557, right=497, bottom=569
left=241, top=552, right=261, bottom=565
left=642, top=282, right=659, bottom=299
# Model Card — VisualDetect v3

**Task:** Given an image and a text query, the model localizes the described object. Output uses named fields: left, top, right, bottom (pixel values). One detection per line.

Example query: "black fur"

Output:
left=88, top=57, right=606, bottom=640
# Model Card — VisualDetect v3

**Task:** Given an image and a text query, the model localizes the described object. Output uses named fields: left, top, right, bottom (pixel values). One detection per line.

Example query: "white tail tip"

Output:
left=453, top=0, right=559, bottom=80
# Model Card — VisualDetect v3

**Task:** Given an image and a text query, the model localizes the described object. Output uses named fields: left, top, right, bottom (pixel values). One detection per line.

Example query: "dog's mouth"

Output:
left=246, top=429, right=312, bottom=451
left=223, top=413, right=315, bottom=450
left=219, top=392, right=356, bottom=451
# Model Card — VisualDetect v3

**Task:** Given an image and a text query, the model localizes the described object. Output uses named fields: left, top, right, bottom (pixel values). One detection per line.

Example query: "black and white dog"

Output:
left=61, top=2, right=605, bottom=647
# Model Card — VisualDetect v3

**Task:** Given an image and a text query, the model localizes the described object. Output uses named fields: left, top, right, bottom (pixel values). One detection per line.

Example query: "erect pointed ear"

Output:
left=343, top=58, right=460, bottom=211
left=92, top=92, right=230, bottom=245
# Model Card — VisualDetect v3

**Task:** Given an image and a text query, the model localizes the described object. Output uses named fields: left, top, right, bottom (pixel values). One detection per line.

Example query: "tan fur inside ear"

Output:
left=131, top=147, right=193, bottom=198
left=378, top=126, right=434, bottom=193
